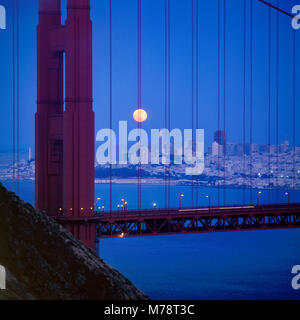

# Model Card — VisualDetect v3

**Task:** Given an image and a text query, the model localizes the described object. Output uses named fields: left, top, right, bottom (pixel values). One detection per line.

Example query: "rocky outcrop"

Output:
left=0, top=183, right=148, bottom=300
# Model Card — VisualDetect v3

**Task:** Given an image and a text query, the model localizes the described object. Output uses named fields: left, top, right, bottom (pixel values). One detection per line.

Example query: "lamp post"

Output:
left=179, top=194, right=184, bottom=209
left=285, top=192, right=290, bottom=207
left=153, top=202, right=157, bottom=209
left=121, top=198, right=127, bottom=211
left=206, top=195, right=211, bottom=210
left=96, top=197, right=101, bottom=212
left=257, top=191, right=262, bottom=208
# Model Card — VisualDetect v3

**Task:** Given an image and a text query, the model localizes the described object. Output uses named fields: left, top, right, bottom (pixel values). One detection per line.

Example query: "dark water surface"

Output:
left=4, top=181, right=300, bottom=300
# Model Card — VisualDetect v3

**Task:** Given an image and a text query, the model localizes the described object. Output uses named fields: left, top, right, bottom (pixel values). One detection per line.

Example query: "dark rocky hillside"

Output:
left=0, top=183, right=148, bottom=300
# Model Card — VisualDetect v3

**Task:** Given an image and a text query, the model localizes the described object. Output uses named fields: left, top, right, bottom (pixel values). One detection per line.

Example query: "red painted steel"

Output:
left=54, top=204, right=300, bottom=240
left=36, top=0, right=63, bottom=216
left=36, top=0, right=95, bottom=249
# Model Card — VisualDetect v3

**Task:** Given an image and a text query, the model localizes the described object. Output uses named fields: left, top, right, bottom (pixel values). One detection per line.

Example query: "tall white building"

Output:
left=28, top=147, right=32, bottom=162
left=212, top=141, right=223, bottom=157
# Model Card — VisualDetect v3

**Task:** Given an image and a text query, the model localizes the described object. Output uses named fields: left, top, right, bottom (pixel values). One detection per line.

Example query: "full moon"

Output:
left=133, top=109, right=148, bottom=122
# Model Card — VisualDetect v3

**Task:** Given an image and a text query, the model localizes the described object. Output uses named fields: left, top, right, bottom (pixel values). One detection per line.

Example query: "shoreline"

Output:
left=3, top=178, right=298, bottom=191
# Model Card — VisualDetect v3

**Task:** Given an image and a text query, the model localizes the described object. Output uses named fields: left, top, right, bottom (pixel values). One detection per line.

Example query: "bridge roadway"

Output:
left=54, top=203, right=300, bottom=239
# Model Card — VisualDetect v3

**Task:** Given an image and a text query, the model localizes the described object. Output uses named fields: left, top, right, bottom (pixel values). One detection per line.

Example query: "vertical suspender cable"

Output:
left=223, top=0, right=226, bottom=205
left=217, top=0, right=220, bottom=207
left=163, top=0, right=171, bottom=209
left=191, top=0, right=194, bottom=207
left=196, top=0, right=199, bottom=206
left=140, top=0, right=142, bottom=210
left=16, top=0, right=20, bottom=195
left=109, top=0, right=113, bottom=213
left=137, top=0, right=142, bottom=210
left=12, top=0, right=16, bottom=193
left=243, top=0, right=246, bottom=205
left=276, top=0, right=279, bottom=197
left=249, top=0, right=253, bottom=204
left=292, top=30, right=296, bottom=202
left=164, top=0, right=167, bottom=209
left=168, top=0, right=171, bottom=208
left=268, top=5, right=271, bottom=204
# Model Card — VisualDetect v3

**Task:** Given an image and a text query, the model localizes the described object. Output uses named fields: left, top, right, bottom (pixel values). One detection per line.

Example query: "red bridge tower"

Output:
left=35, top=0, right=95, bottom=249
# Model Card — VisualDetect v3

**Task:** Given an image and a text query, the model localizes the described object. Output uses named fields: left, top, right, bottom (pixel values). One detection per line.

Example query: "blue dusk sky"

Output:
left=0, top=0, right=299, bottom=153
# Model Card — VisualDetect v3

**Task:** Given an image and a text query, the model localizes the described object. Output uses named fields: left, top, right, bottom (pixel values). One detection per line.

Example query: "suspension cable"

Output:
left=191, top=0, right=194, bottom=207
left=168, top=0, right=171, bottom=208
left=292, top=30, right=296, bottom=202
left=276, top=0, right=279, bottom=198
left=268, top=5, right=271, bottom=204
left=164, top=0, right=171, bottom=209
left=109, top=0, right=113, bottom=213
left=250, top=0, right=253, bottom=204
left=137, top=0, right=142, bottom=210
left=164, top=0, right=167, bottom=209
left=217, top=0, right=220, bottom=207
left=12, top=0, right=16, bottom=193
left=243, top=0, right=246, bottom=205
left=223, top=0, right=226, bottom=205
left=195, top=0, right=199, bottom=206
left=258, top=0, right=297, bottom=19
left=16, top=0, right=20, bottom=195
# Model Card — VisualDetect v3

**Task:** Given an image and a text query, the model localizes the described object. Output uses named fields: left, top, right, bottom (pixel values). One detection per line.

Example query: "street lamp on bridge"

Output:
left=179, top=194, right=184, bottom=209
left=257, top=191, right=262, bottom=208
left=285, top=192, right=290, bottom=207
left=121, top=198, right=127, bottom=211
left=206, top=195, right=211, bottom=210
left=96, top=197, right=101, bottom=212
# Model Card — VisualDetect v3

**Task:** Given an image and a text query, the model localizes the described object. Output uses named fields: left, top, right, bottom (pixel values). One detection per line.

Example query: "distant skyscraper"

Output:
left=269, top=145, right=277, bottom=154
left=212, top=141, right=223, bottom=157
left=294, top=147, right=300, bottom=155
left=251, top=144, right=258, bottom=153
left=259, top=144, right=270, bottom=154
left=214, top=130, right=226, bottom=146
left=226, top=142, right=236, bottom=156
left=28, top=147, right=32, bottom=162
left=207, top=145, right=212, bottom=155
left=279, top=141, right=290, bottom=153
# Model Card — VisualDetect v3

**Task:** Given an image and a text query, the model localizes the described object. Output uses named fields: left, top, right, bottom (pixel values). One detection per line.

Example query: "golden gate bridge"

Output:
left=8, top=0, right=300, bottom=250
